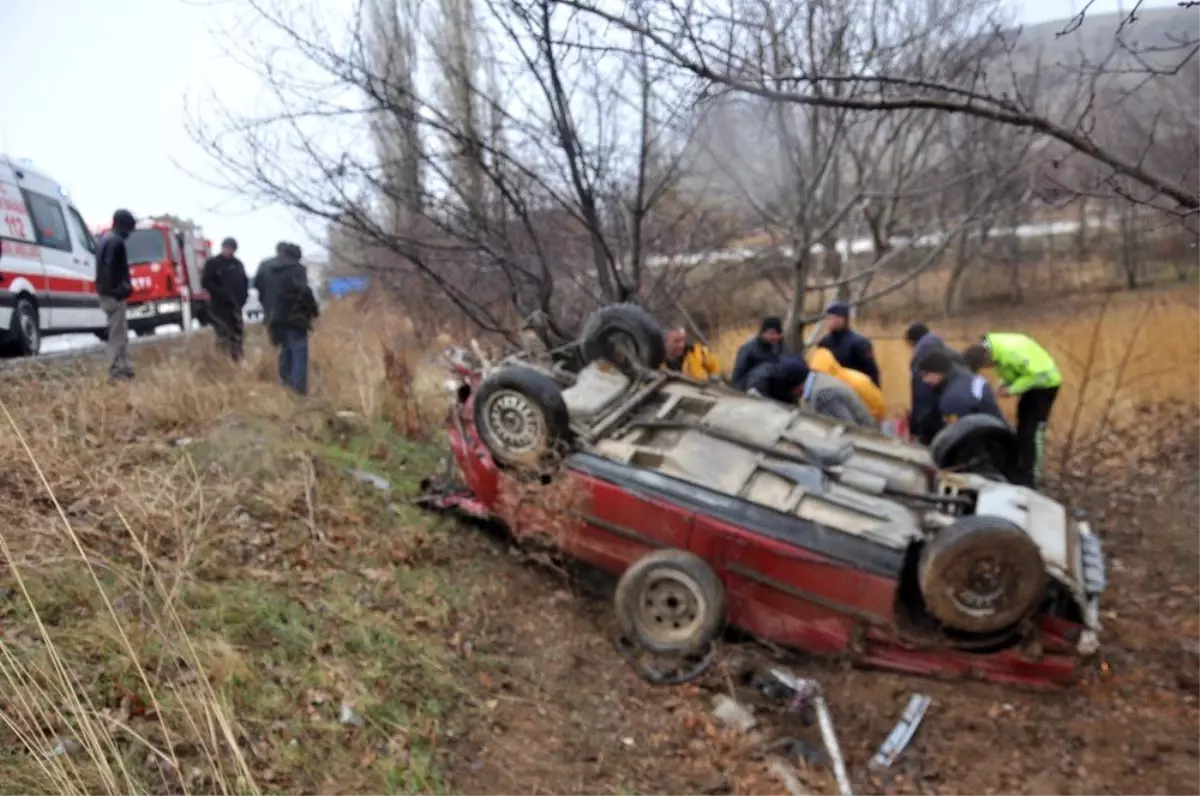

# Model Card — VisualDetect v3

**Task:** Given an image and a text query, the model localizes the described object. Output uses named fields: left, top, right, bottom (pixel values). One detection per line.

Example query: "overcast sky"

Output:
left=0, top=0, right=1176, bottom=273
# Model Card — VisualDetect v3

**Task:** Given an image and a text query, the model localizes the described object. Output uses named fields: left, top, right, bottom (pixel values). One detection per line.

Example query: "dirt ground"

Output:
left=441, top=405, right=1200, bottom=796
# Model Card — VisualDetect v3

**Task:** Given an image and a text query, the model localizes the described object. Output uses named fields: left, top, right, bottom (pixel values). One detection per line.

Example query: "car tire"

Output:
left=580, top=303, right=666, bottom=371
left=10, top=297, right=40, bottom=357
left=615, top=549, right=726, bottom=655
left=918, top=514, right=1045, bottom=634
left=472, top=365, right=571, bottom=470
left=929, top=414, right=1018, bottom=481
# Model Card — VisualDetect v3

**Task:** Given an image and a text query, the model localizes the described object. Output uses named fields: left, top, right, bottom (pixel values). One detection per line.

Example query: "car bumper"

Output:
left=128, top=300, right=182, bottom=320
left=1076, top=520, right=1107, bottom=657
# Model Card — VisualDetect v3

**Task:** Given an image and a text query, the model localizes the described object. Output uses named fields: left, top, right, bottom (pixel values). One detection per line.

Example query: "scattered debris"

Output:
left=768, top=756, right=810, bottom=796
left=868, top=693, right=933, bottom=773
left=339, top=702, right=365, bottom=727
left=171, top=437, right=194, bottom=447
left=347, top=469, right=391, bottom=492
left=765, top=667, right=853, bottom=796
left=711, top=694, right=757, bottom=732
left=45, top=738, right=79, bottom=759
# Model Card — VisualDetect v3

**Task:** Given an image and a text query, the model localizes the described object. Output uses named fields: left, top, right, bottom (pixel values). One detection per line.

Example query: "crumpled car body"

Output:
left=422, top=338, right=1107, bottom=689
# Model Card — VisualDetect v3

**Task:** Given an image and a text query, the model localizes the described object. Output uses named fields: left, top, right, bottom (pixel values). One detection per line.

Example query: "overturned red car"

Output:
left=420, top=305, right=1108, bottom=688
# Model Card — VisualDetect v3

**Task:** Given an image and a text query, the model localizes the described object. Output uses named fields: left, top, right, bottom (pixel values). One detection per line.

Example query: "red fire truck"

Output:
left=90, top=217, right=211, bottom=335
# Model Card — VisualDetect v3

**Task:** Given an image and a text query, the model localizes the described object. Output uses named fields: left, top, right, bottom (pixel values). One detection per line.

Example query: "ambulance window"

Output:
left=65, top=206, right=97, bottom=254
left=23, top=190, right=72, bottom=252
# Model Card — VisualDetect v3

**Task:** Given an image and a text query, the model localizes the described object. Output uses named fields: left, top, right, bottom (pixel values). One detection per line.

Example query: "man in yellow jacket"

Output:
left=663, top=326, right=722, bottom=381
left=806, top=346, right=888, bottom=422
left=963, top=333, right=1062, bottom=488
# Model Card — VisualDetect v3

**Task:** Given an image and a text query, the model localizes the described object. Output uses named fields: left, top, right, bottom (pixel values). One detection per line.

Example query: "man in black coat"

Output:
left=253, top=241, right=320, bottom=394
left=905, top=322, right=969, bottom=444
left=201, top=237, right=249, bottom=361
left=95, top=209, right=137, bottom=382
left=817, top=301, right=880, bottom=387
left=915, top=347, right=1007, bottom=426
left=730, top=316, right=784, bottom=390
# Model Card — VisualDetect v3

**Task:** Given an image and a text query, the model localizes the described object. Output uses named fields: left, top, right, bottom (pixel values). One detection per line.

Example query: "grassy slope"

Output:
left=0, top=340, right=492, bottom=795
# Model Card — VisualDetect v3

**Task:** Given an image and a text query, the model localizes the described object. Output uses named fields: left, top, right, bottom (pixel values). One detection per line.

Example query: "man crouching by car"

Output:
left=916, top=348, right=1007, bottom=429
left=747, top=355, right=877, bottom=428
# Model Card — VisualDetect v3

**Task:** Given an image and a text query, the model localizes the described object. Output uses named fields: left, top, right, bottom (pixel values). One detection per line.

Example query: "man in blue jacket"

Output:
left=904, top=322, right=968, bottom=444
left=817, top=301, right=880, bottom=386
left=916, top=348, right=1007, bottom=426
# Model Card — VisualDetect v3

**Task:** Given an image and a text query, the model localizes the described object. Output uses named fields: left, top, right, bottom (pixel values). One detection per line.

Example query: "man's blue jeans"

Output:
left=274, top=326, right=309, bottom=395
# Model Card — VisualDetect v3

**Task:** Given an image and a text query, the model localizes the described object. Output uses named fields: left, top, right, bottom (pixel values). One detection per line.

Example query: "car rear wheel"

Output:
left=580, top=303, right=666, bottom=372
left=918, top=514, right=1045, bottom=633
left=472, top=365, right=571, bottom=470
left=929, top=415, right=1018, bottom=481
left=615, top=549, right=725, bottom=654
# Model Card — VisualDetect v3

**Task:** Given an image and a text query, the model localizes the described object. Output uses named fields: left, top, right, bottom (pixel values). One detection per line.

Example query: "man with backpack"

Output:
left=253, top=241, right=320, bottom=394
left=201, top=237, right=250, bottom=361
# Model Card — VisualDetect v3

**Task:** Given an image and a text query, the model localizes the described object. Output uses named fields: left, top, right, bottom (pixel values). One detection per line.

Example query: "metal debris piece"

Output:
left=45, top=738, right=80, bottom=759
left=768, top=756, right=810, bottom=796
left=868, top=693, right=932, bottom=773
left=346, top=469, right=391, bottom=491
left=339, top=702, right=365, bottom=727
left=766, top=667, right=853, bottom=796
left=712, top=694, right=757, bottom=732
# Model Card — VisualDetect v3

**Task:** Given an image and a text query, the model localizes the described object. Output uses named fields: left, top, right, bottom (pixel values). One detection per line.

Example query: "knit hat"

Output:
left=904, top=322, right=930, bottom=344
left=825, top=301, right=850, bottom=318
left=760, top=316, right=783, bottom=334
left=776, top=354, right=810, bottom=390
left=917, top=348, right=954, bottom=375
left=112, top=209, right=136, bottom=233
left=221, top=237, right=238, bottom=251
left=962, top=344, right=990, bottom=373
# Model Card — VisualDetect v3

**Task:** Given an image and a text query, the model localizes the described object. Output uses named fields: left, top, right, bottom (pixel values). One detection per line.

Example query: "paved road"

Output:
left=1, top=317, right=264, bottom=371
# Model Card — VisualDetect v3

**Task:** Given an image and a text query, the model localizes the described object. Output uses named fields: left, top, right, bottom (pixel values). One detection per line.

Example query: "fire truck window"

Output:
left=22, top=190, right=72, bottom=252
left=125, top=229, right=168, bottom=265
left=65, top=206, right=97, bottom=254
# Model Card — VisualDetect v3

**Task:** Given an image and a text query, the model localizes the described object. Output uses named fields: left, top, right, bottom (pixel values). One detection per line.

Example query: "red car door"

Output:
left=717, top=524, right=898, bottom=655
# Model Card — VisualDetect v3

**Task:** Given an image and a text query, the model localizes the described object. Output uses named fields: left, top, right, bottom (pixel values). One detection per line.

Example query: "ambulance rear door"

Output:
left=0, top=157, right=45, bottom=333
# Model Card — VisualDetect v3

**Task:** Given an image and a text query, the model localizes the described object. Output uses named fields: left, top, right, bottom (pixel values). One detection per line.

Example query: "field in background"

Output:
left=711, top=285, right=1200, bottom=444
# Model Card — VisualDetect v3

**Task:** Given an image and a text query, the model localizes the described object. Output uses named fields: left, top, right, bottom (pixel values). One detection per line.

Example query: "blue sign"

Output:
left=327, top=275, right=369, bottom=297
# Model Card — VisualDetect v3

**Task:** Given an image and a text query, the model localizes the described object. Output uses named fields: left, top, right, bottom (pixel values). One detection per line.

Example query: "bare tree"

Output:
left=552, top=0, right=1200, bottom=212
left=188, top=0, right=731, bottom=341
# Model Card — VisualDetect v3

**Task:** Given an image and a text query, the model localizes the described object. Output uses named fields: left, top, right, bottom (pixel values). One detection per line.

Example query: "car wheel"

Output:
left=11, top=297, right=40, bottom=357
left=918, top=514, right=1045, bottom=634
left=580, top=303, right=666, bottom=372
left=615, top=549, right=726, bottom=655
left=929, top=415, right=1018, bottom=481
left=472, top=365, right=571, bottom=470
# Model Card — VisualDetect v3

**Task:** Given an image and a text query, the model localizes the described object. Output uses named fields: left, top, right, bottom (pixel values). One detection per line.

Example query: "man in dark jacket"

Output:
left=916, top=347, right=1006, bottom=429
left=817, top=301, right=880, bottom=387
left=95, top=209, right=137, bottom=382
left=905, top=322, right=968, bottom=444
left=253, top=241, right=320, bottom=394
left=745, top=354, right=810, bottom=404
left=731, top=316, right=784, bottom=390
left=201, top=237, right=249, bottom=362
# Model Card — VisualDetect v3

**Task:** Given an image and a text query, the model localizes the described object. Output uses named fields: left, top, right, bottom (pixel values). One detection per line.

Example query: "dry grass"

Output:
left=0, top=313, right=471, bottom=795
left=712, top=286, right=1200, bottom=439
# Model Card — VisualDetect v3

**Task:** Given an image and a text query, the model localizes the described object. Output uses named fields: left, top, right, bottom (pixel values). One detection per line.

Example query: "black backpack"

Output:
left=270, top=266, right=316, bottom=328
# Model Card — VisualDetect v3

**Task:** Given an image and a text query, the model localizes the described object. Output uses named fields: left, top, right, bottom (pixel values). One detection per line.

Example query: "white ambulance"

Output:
left=0, top=155, right=106, bottom=356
